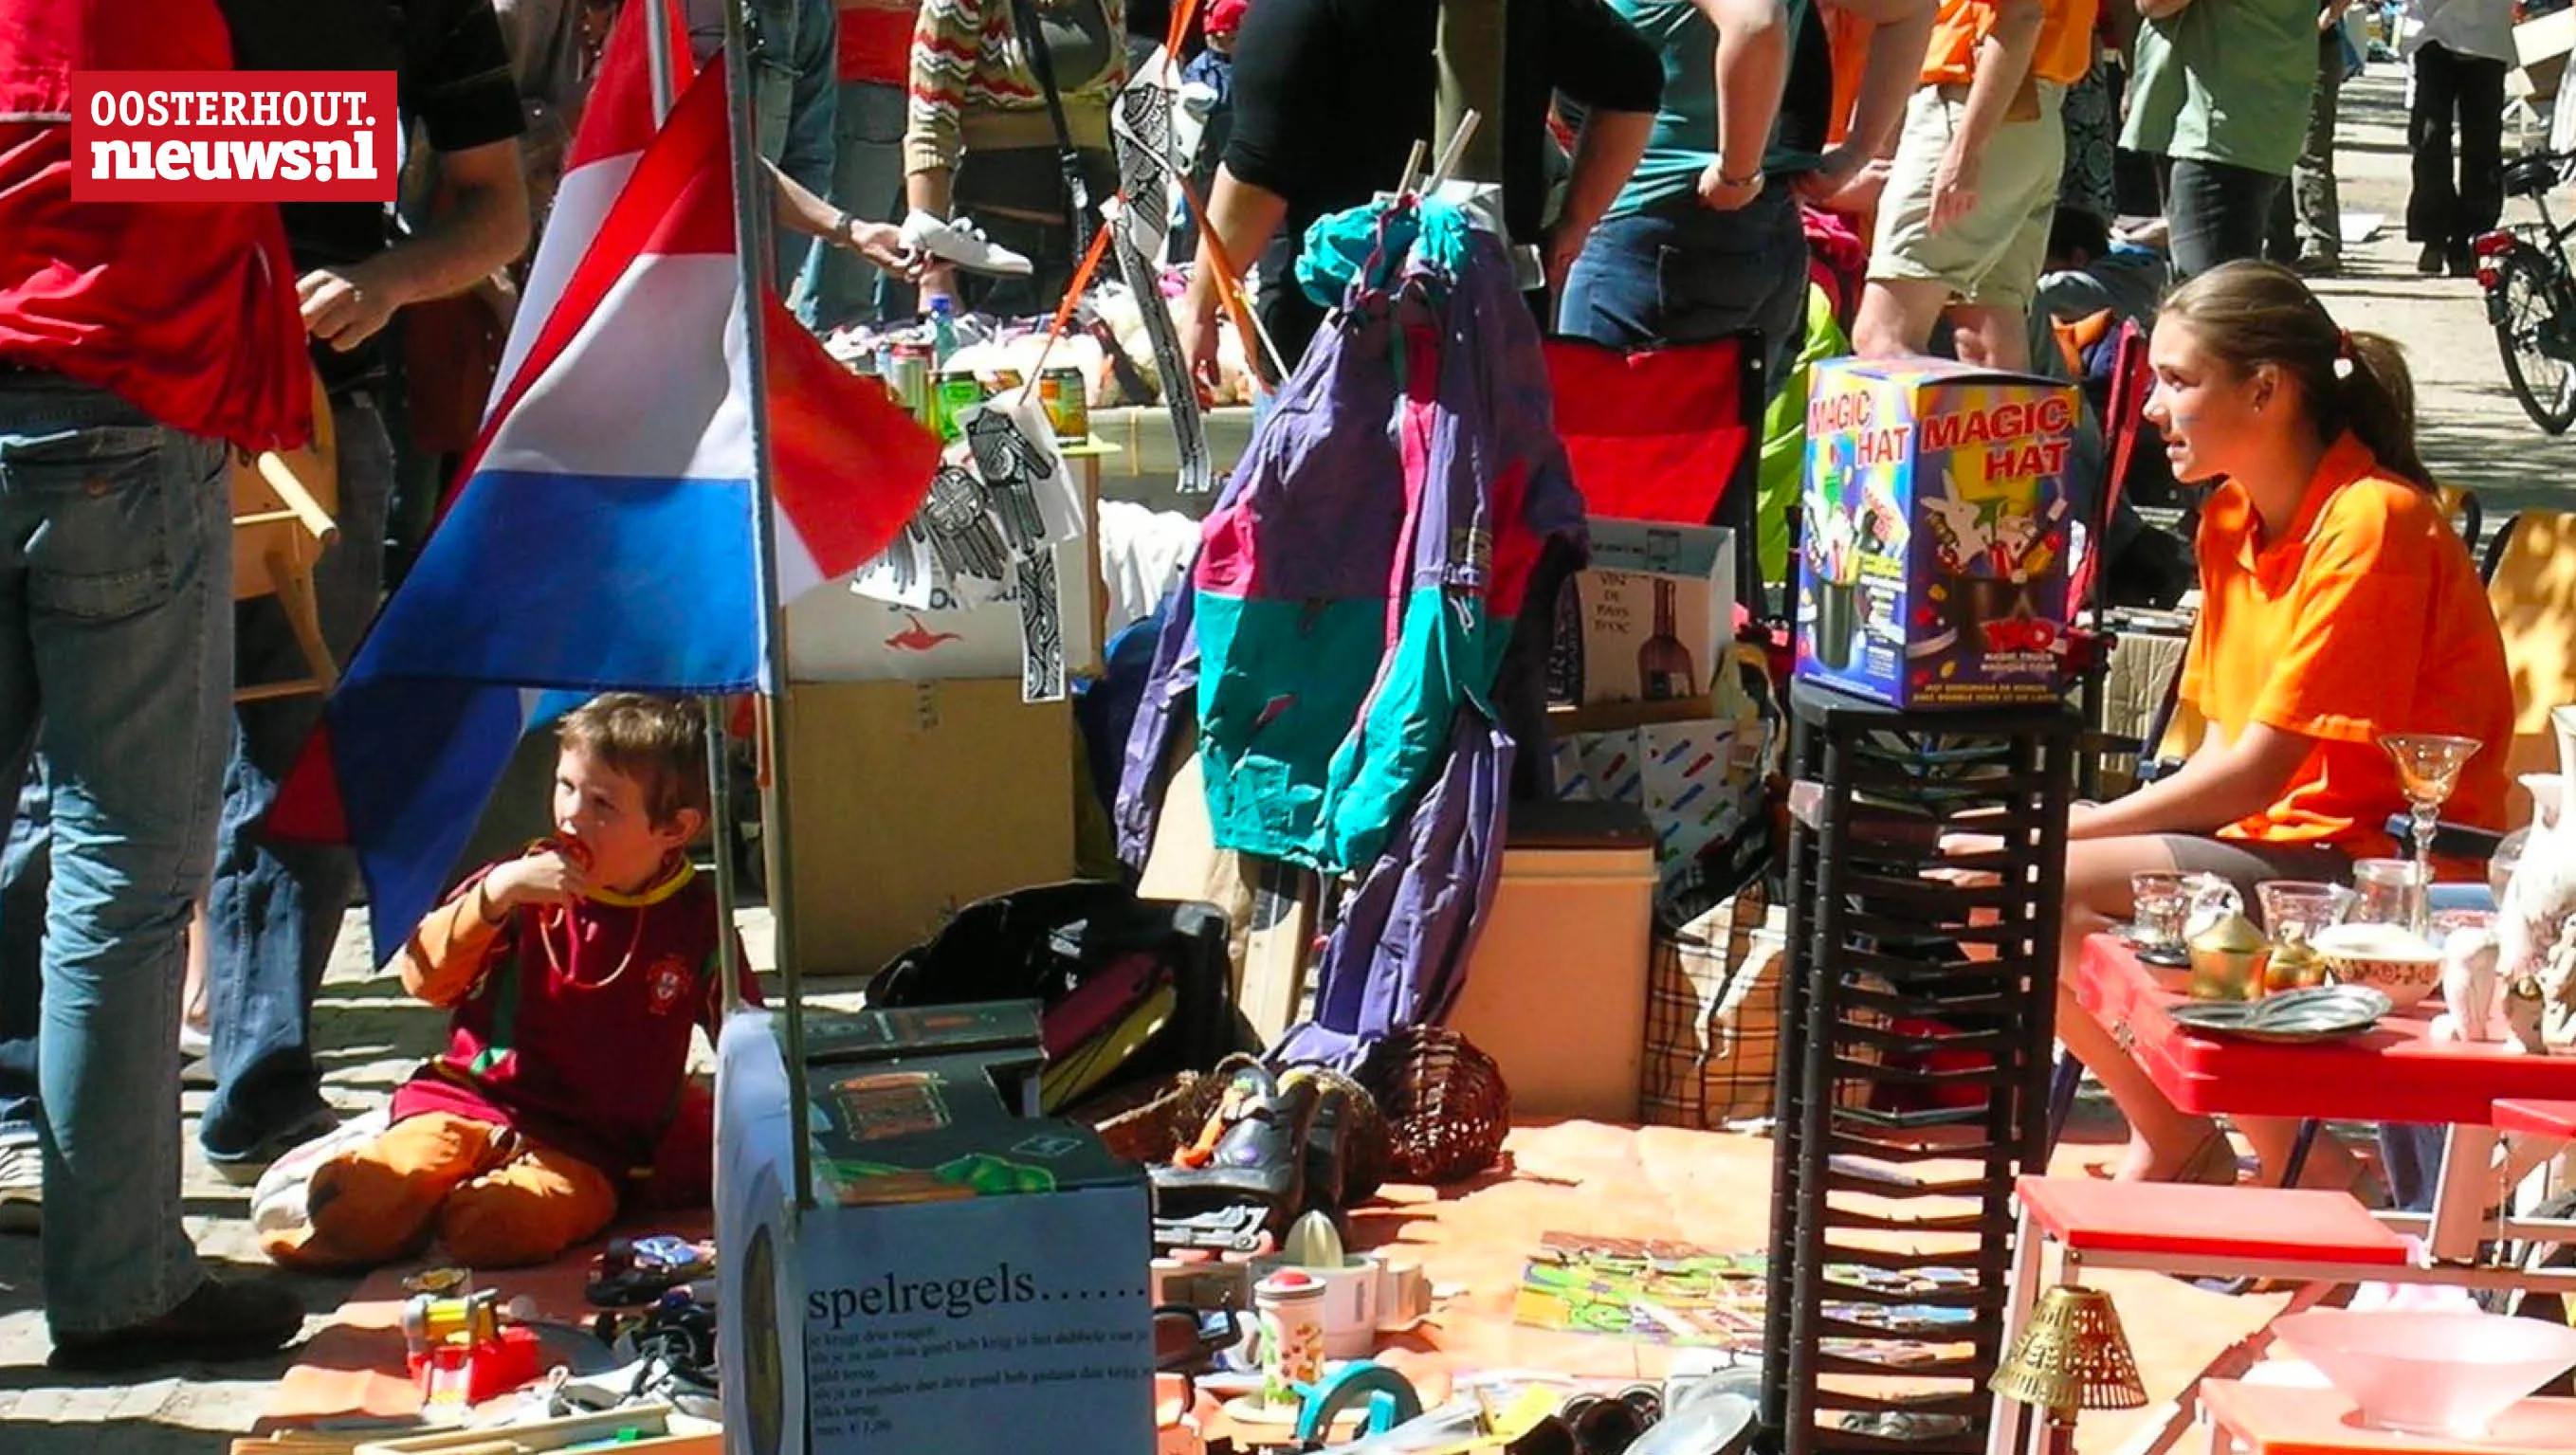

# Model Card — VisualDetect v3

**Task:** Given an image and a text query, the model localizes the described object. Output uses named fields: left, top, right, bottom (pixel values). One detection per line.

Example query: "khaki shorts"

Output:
left=1868, top=82, right=2067, bottom=313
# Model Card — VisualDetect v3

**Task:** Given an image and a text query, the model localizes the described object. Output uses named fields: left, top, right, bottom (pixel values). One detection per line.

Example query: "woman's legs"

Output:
left=2059, top=834, right=2371, bottom=1188
left=2058, top=836, right=2229, bottom=1178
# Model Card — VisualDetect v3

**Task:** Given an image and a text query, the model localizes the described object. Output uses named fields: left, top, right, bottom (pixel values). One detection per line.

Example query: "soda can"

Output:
left=1040, top=366, right=1089, bottom=441
left=886, top=344, right=932, bottom=424
left=936, top=367, right=987, bottom=440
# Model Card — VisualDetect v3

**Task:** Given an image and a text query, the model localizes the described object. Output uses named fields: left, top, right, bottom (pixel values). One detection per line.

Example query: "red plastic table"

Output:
left=2074, top=933, right=2576, bottom=1261
left=2200, top=1379, right=2576, bottom=1455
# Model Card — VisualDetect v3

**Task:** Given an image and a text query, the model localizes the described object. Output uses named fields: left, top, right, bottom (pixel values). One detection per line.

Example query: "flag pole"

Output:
left=717, top=0, right=817, bottom=1210
left=636, top=0, right=755, bottom=1046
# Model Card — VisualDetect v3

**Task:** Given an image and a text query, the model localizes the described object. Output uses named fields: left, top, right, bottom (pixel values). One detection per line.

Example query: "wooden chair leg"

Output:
left=265, top=550, right=338, bottom=694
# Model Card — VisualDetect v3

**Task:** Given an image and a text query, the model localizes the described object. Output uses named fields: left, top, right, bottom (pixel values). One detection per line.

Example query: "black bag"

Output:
left=1001, top=0, right=1107, bottom=254
left=865, top=882, right=1247, bottom=1093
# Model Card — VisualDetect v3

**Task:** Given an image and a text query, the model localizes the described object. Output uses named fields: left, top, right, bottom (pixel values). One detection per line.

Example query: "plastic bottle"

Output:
left=929, top=295, right=959, bottom=366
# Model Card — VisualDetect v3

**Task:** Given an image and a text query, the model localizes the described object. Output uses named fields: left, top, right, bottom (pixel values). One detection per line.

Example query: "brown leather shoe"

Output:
left=47, top=1273, right=306, bottom=1372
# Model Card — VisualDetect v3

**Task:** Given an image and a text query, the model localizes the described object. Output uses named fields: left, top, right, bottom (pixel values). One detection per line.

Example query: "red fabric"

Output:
left=2016, top=1174, right=2410, bottom=1266
left=2077, top=934, right=2576, bottom=1127
left=836, top=1, right=920, bottom=84
left=391, top=866, right=760, bottom=1180
left=0, top=0, right=311, bottom=451
left=1543, top=336, right=1752, bottom=526
left=1207, top=0, right=1249, bottom=36
left=1802, top=204, right=1868, bottom=330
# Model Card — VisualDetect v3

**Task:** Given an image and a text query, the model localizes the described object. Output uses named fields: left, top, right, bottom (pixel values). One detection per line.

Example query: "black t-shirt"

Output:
left=1500, top=0, right=1661, bottom=242
left=221, top=0, right=524, bottom=272
left=1775, top=0, right=1834, bottom=172
left=1225, top=0, right=1657, bottom=366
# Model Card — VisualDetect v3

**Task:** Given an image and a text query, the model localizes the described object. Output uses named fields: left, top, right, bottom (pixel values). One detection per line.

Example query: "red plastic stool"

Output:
left=1990, top=1175, right=2412, bottom=1455
left=2493, top=1099, right=2576, bottom=1141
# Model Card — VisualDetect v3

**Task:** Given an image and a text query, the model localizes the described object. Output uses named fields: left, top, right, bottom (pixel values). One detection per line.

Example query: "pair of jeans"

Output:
left=0, top=373, right=231, bottom=1334
left=198, top=396, right=393, bottom=1159
left=1557, top=183, right=1811, bottom=396
left=2267, top=32, right=2346, bottom=263
left=706, top=0, right=839, bottom=282
left=2407, top=42, right=2507, bottom=249
left=793, top=80, right=909, bottom=332
left=2159, top=155, right=2287, bottom=281
left=0, top=765, right=46, bottom=1142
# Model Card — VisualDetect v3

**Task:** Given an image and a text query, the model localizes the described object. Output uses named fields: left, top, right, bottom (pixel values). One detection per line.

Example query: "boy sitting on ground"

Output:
left=264, top=694, right=753, bottom=1271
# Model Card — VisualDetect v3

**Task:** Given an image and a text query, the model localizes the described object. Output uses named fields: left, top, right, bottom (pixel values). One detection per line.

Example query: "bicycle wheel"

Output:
left=2494, top=248, right=2576, bottom=435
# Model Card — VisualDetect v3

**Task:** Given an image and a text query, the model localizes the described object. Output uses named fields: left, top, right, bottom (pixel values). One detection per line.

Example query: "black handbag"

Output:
left=1000, top=0, right=1107, bottom=256
left=865, top=881, right=1248, bottom=1092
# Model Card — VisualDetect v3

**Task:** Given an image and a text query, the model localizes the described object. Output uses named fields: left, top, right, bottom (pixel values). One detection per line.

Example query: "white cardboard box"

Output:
left=1559, top=519, right=1736, bottom=708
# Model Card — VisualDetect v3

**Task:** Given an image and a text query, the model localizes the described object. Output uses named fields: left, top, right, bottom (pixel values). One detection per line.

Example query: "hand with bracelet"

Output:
left=1696, top=161, right=1766, bottom=212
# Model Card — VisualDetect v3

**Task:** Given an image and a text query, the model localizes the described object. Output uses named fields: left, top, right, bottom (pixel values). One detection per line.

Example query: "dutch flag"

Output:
left=272, top=2, right=937, bottom=962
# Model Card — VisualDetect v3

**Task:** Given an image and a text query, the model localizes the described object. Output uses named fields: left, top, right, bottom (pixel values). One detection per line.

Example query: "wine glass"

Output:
left=2380, top=733, right=2483, bottom=936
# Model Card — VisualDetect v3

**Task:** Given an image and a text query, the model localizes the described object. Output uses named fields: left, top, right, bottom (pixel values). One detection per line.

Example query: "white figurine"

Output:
left=2436, top=923, right=2504, bottom=1043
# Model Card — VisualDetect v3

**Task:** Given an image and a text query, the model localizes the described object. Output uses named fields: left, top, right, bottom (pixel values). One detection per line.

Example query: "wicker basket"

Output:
left=1085, top=1071, right=1204, bottom=1164
left=1355, top=1028, right=1511, bottom=1185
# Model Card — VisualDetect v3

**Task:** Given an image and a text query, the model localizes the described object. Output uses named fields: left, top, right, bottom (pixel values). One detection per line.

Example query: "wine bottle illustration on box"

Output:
left=1636, top=577, right=1699, bottom=700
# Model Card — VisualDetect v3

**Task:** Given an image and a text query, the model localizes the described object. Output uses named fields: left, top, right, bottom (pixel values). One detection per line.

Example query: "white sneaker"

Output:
left=0, top=1137, right=39, bottom=1236
left=899, top=209, right=1034, bottom=278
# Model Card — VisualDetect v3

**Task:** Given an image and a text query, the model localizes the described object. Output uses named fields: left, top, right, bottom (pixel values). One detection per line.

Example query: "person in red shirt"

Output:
left=265, top=695, right=755, bottom=1271
left=0, top=0, right=314, bottom=1371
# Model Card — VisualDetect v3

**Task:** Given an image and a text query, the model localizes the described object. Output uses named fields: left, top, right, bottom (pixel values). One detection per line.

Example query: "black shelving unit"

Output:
left=1761, top=681, right=2078, bottom=1455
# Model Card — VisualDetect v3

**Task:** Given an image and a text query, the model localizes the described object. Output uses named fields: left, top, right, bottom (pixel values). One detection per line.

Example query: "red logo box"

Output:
left=70, top=70, right=398, bottom=202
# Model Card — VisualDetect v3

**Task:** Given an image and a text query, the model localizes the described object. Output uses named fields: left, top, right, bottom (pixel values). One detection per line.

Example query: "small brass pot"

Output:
left=2187, top=913, right=2271, bottom=1002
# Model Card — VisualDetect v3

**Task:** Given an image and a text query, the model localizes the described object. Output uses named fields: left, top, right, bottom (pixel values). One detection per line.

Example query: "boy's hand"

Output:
left=489, top=848, right=592, bottom=910
left=1928, top=145, right=1981, bottom=234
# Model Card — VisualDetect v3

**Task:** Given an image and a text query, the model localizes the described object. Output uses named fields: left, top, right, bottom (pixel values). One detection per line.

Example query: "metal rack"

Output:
left=1761, top=682, right=2079, bottom=1455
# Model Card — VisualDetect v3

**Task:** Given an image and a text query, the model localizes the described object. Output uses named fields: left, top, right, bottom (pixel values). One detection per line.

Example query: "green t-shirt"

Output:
left=1606, top=0, right=1820, bottom=218
left=2120, top=0, right=2316, bottom=177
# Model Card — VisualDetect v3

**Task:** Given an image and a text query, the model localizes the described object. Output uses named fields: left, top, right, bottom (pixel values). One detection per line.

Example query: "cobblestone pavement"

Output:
left=5, top=61, right=2573, bottom=1451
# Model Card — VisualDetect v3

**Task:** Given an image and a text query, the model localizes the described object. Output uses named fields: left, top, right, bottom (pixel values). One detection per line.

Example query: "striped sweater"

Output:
left=903, top=0, right=1128, bottom=176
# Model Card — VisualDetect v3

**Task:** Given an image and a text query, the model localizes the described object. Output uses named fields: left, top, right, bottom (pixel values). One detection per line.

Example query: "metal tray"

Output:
left=2167, top=986, right=2394, bottom=1044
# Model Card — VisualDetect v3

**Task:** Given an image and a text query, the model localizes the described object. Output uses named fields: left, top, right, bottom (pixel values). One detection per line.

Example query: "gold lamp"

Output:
left=1991, top=1286, right=2148, bottom=1455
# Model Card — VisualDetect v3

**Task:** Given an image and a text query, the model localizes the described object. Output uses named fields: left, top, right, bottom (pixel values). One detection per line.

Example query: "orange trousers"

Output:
left=265, top=1112, right=619, bottom=1272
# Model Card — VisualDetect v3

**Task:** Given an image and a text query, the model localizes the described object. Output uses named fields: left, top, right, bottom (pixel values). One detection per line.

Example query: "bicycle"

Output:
left=2475, top=149, right=2576, bottom=434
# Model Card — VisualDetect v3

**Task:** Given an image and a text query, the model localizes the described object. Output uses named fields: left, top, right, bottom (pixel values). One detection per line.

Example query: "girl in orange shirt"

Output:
left=2055, top=261, right=2513, bottom=1188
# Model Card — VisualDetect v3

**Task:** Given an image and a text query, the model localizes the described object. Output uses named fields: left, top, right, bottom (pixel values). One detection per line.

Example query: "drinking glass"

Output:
left=2130, top=871, right=2193, bottom=963
left=2256, top=880, right=2348, bottom=991
left=2350, top=858, right=2428, bottom=930
left=2380, top=733, right=2483, bottom=937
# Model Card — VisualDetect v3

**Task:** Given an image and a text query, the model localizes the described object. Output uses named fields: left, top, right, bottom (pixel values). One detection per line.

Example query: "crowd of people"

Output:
left=0, top=0, right=2536, bottom=1381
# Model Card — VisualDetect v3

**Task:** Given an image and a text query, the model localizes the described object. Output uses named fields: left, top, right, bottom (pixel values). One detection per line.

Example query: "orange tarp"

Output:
left=259, top=1122, right=2281, bottom=1450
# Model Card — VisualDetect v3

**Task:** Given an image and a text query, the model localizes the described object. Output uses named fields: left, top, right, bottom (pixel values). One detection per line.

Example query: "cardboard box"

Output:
left=1549, top=715, right=1756, bottom=894
left=781, top=679, right=1075, bottom=976
left=719, top=1009, right=1155, bottom=1455
left=1553, top=519, right=1736, bottom=708
left=784, top=452, right=1107, bottom=684
left=1797, top=357, right=2077, bottom=709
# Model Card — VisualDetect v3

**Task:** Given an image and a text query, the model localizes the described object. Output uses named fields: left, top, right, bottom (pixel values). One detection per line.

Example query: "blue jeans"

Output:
left=0, top=765, right=47, bottom=1142
left=0, top=373, right=231, bottom=1334
left=794, top=81, right=909, bottom=332
left=738, top=0, right=841, bottom=284
left=1558, top=183, right=1811, bottom=396
left=199, top=396, right=393, bottom=1159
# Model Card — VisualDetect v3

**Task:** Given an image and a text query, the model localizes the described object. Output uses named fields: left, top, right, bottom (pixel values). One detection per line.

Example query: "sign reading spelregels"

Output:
left=69, top=72, right=398, bottom=202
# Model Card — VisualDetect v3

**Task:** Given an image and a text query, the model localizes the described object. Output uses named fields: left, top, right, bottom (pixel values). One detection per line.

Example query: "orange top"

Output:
left=2179, top=434, right=2513, bottom=863
left=1920, top=0, right=2102, bottom=89
left=1827, top=6, right=1871, bottom=145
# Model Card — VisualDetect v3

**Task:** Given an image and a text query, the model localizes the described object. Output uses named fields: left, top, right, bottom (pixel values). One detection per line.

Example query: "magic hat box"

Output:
left=1796, top=357, right=2078, bottom=709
